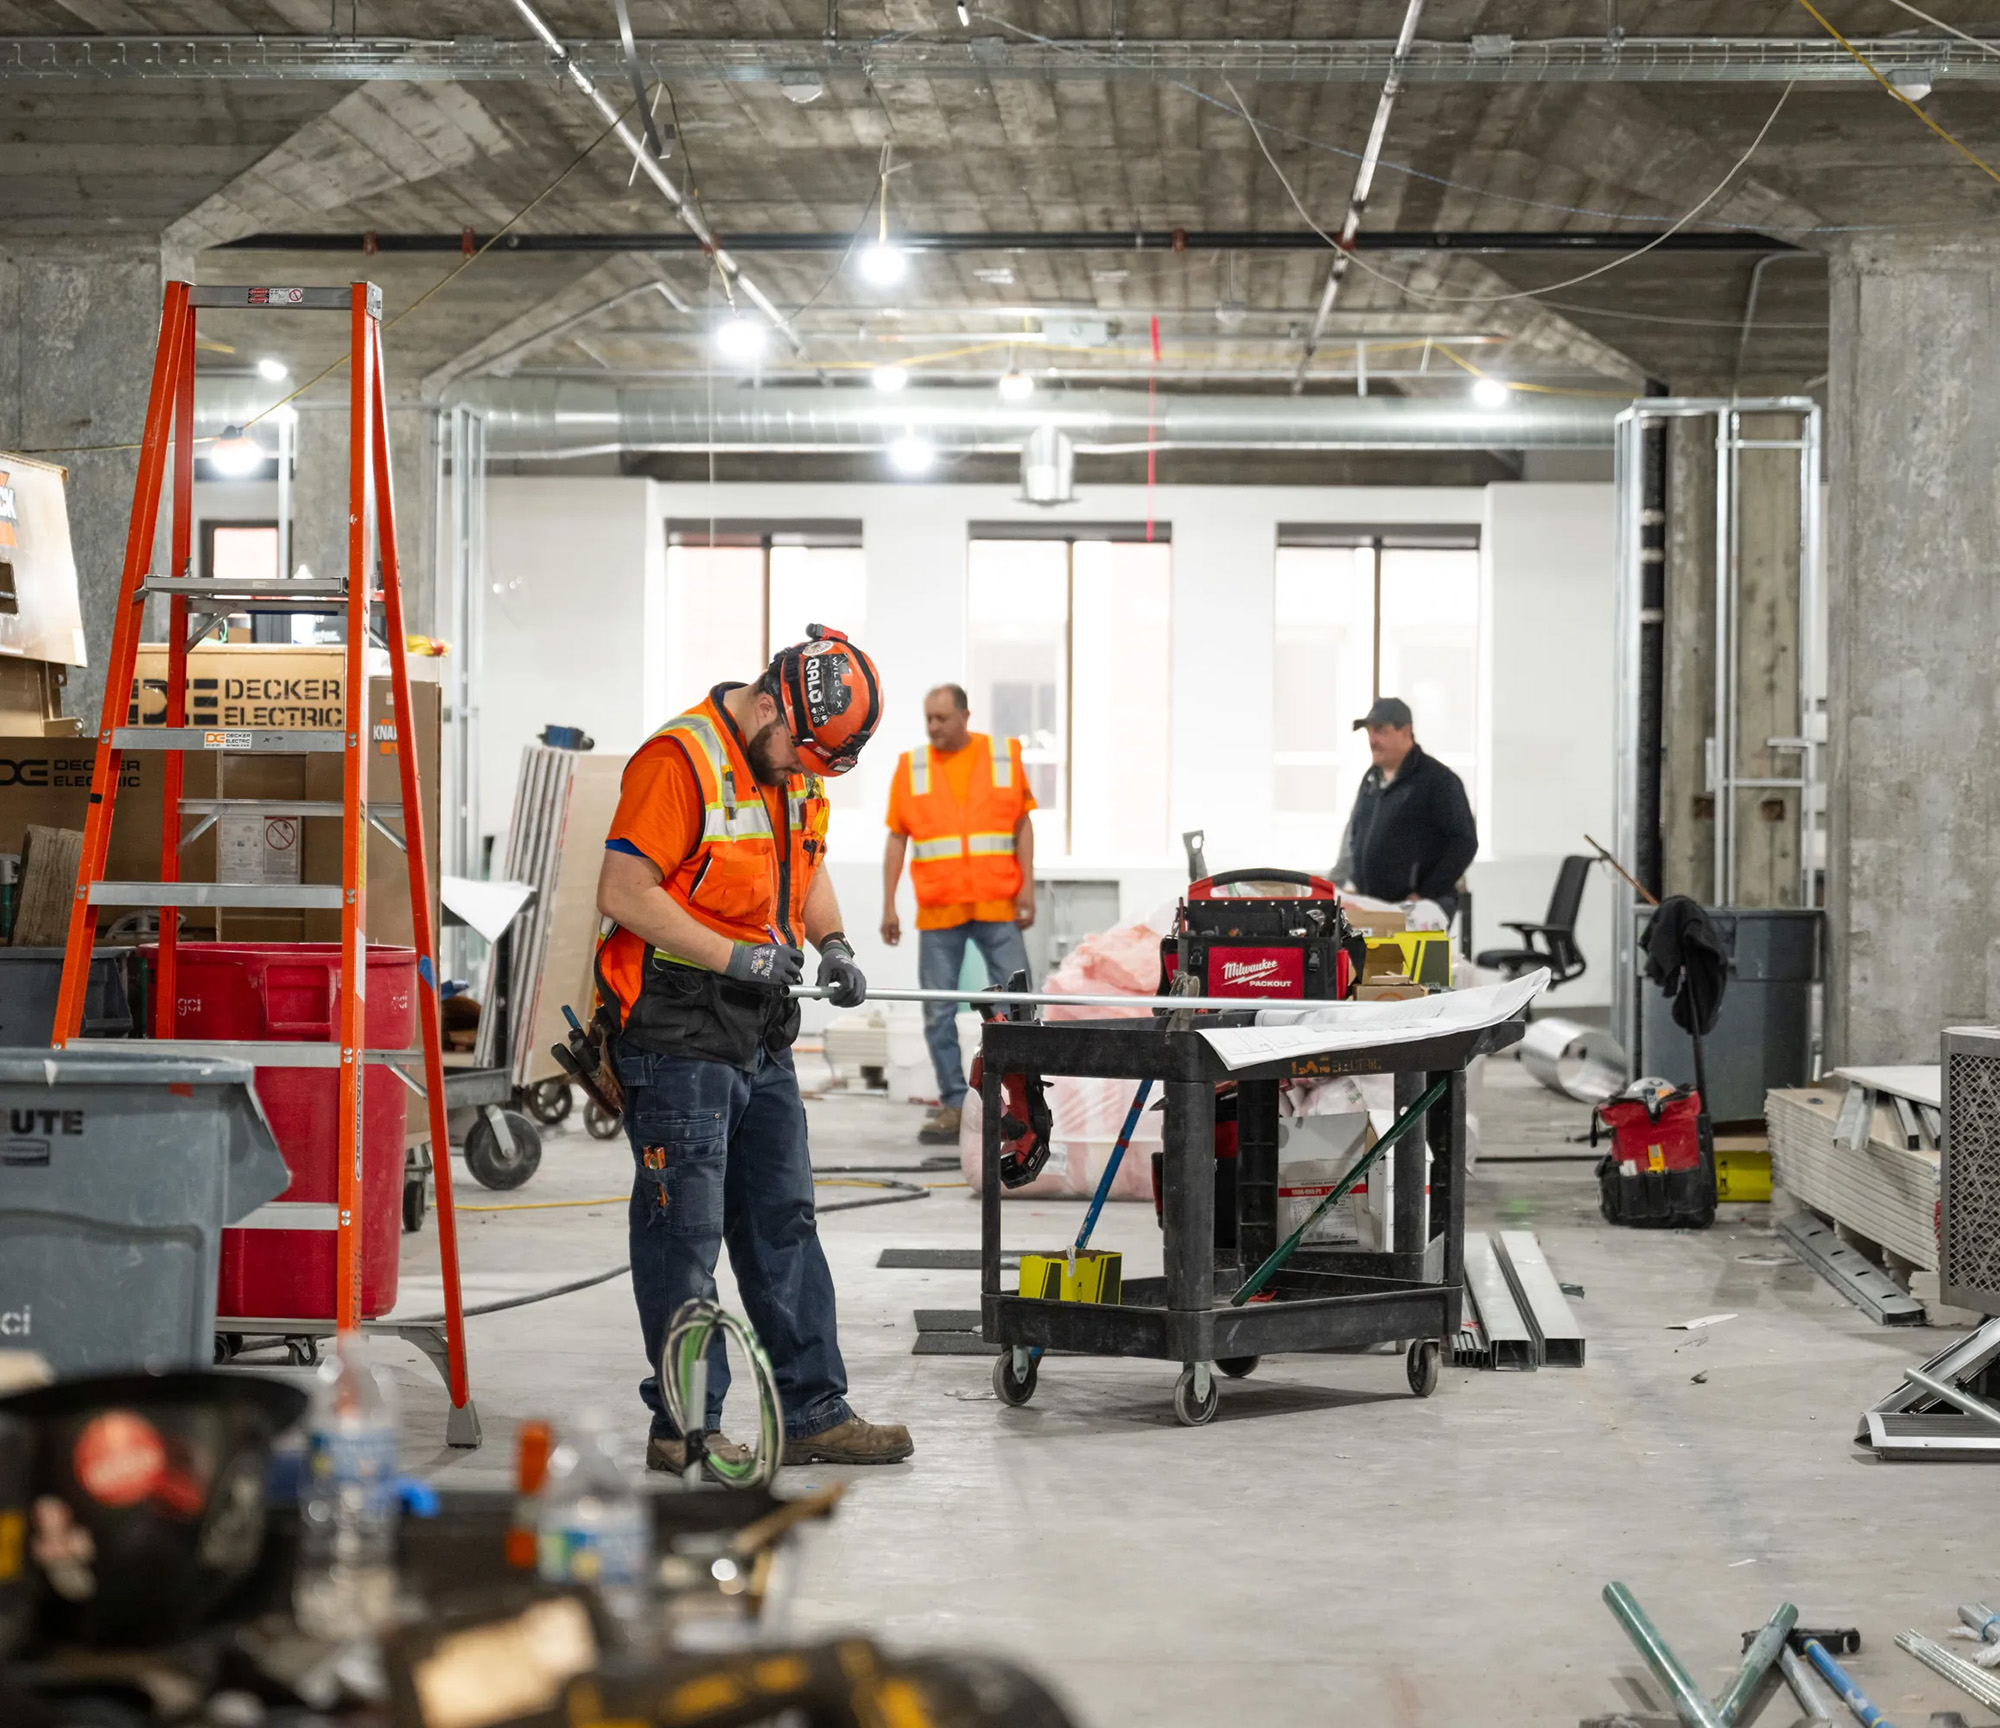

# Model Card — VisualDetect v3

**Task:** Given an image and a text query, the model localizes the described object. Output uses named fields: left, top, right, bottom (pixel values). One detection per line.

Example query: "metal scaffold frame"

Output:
left=51, top=279, right=473, bottom=1440
left=1611, top=396, right=1824, bottom=1073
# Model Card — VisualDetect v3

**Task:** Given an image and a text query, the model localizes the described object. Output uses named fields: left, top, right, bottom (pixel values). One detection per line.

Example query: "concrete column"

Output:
left=291, top=401, right=439, bottom=635
left=1662, top=411, right=1717, bottom=903
left=0, top=238, right=181, bottom=726
left=1826, top=237, right=2000, bottom=1064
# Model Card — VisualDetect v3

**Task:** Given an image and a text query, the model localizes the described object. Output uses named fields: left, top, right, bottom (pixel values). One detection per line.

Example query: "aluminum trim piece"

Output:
left=1463, top=1231, right=1536, bottom=1370
left=1859, top=1313, right=2000, bottom=1436
left=101, top=1038, right=423, bottom=1067
left=1496, top=1229, right=1586, bottom=1366
left=1776, top=1211, right=1927, bottom=1326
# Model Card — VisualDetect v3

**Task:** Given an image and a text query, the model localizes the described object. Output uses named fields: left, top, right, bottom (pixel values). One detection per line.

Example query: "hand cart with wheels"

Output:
left=979, top=1011, right=1523, bottom=1426
left=405, top=888, right=543, bottom=1218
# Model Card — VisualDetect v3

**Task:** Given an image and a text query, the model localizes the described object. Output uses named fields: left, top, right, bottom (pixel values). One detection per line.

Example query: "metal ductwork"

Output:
left=454, top=382, right=1622, bottom=459
left=190, top=379, right=1623, bottom=458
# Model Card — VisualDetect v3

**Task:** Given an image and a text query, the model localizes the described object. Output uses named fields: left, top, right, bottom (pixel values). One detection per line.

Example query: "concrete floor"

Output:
left=369, top=1053, right=1998, bottom=1727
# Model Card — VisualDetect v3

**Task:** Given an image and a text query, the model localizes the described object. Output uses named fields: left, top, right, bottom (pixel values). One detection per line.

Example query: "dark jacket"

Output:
left=1334, top=744, right=1479, bottom=916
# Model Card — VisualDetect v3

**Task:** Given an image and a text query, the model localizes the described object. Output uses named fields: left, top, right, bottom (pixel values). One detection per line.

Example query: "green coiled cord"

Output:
left=660, top=1298, right=783, bottom=1489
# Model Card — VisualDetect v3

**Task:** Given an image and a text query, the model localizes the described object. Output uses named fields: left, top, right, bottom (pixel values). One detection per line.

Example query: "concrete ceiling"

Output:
left=0, top=2, right=1995, bottom=421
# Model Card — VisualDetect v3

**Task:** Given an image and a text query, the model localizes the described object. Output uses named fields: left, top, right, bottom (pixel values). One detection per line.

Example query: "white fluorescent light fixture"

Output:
left=209, top=425, right=267, bottom=478
left=957, top=3, right=971, bottom=23
left=872, top=363, right=910, bottom=394
left=889, top=434, right=936, bottom=476
left=973, top=266, right=1015, bottom=286
left=997, top=370, right=1035, bottom=403
left=859, top=241, right=908, bottom=287
left=1471, top=376, right=1512, bottom=409
left=714, top=315, right=768, bottom=362
left=1889, top=67, right=1935, bottom=102
left=256, top=356, right=289, bottom=383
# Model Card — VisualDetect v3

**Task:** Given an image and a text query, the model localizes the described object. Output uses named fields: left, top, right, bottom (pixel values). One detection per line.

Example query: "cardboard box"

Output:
left=0, top=664, right=440, bottom=948
left=0, top=451, right=87, bottom=668
left=1341, top=902, right=1409, bottom=938
left=129, top=642, right=346, bottom=731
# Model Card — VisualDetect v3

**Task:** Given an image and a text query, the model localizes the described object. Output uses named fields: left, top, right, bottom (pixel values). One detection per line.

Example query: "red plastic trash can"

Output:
left=142, top=942, right=417, bottom=1320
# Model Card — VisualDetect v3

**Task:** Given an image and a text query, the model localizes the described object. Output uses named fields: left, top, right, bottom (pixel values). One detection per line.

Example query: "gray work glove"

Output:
left=725, top=939, right=804, bottom=990
left=816, top=933, right=868, bottom=1008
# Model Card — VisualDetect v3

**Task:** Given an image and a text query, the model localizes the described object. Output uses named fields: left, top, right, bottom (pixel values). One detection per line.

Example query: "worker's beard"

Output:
left=745, top=720, right=793, bottom=787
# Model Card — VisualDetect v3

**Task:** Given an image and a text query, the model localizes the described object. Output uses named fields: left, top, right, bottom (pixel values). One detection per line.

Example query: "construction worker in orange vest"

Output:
left=596, top=626, right=913, bottom=1470
left=880, top=683, right=1037, bottom=1143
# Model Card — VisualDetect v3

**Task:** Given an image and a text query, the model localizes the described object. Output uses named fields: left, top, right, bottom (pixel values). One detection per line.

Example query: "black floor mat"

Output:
left=915, top=1309, right=982, bottom=1332
left=877, top=1248, right=1020, bottom=1270
left=913, top=1333, right=998, bottom=1356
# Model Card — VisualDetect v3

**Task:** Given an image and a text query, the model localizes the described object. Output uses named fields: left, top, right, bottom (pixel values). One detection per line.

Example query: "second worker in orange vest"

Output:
left=881, top=683, right=1037, bottom=1143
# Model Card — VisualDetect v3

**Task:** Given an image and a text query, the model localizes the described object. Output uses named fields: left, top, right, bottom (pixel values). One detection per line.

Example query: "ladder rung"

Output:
left=179, top=799, right=402, bottom=818
left=112, top=727, right=345, bottom=752
left=88, top=881, right=345, bottom=909
left=88, top=1038, right=421, bottom=1068
left=144, top=577, right=350, bottom=602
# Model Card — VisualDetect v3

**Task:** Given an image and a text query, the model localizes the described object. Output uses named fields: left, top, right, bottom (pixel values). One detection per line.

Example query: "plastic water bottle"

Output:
left=293, top=1333, right=400, bottom=1638
left=537, top=1414, right=653, bottom=1644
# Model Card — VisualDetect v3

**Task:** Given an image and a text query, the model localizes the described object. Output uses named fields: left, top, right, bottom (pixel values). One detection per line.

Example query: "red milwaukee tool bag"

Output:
left=1592, top=1086, right=1716, bottom=1230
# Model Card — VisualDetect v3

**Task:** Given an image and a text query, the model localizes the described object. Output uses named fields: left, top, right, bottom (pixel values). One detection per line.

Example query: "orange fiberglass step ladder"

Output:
left=50, top=279, right=476, bottom=1447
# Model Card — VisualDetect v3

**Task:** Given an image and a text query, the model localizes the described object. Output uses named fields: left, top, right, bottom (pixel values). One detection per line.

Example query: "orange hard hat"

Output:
left=767, top=624, right=882, bottom=775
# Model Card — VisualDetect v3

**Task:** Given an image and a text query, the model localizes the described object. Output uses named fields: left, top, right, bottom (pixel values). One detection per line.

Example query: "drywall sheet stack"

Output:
left=1767, top=1084, right=1939, bottom=1269
left=477, top=747, right=624, bottom=1085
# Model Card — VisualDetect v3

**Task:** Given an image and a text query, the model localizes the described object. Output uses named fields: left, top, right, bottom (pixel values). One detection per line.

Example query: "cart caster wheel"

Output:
left=1406, top=1340, right=1441, bottom=1398
left=286, top=1337, right=319, bottom=1368
left=465, top=1109, right=543, bottom=1189
left=584, top=1099, right=623, bottom=1141
left=992, top=1351, right=1038, bottom=1407
left=525, top=1078, right=573, bottom=1126
left=1216, top=1356, right=1259, bottom=1379
left=1172, top=1365, right=1220, bottom=1427
left=213, top=1333, right=243, bottom=1365
left=403, top=1174, right=428, bottom=1234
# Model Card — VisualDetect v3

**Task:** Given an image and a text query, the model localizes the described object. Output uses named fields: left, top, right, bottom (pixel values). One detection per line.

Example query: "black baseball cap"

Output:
left=1353, top=696, right=1413, bottom=731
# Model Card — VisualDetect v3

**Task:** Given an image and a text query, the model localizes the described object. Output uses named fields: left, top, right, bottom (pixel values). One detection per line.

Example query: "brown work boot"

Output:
left=918, top=1105, right=962, bottom=1145
left=646, top=1431, right=753, bottom=1477
left=781, top=1416, right=914, bottom=1466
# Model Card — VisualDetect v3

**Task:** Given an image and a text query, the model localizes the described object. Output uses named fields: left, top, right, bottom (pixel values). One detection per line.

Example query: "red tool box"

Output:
left=1160, top=869, right=1366, bottom=1002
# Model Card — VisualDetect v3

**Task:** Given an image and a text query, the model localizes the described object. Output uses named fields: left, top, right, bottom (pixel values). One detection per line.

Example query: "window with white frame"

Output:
left=1272, top=528, right=1481, bottom=868
left=966, top=529, right=1172, bottom=860
left=663, top=521, right=867, bottom=803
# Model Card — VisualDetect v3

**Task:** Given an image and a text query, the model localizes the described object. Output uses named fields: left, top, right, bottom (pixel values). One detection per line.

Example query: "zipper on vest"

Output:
left=775, top=784, right=795, bottom=946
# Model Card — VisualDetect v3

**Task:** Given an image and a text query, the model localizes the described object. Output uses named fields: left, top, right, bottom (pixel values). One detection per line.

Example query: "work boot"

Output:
left=781, top=1416, right=915, bottom=1467
left=645, top=1431, right=753, bottom=1478
left=918, top=1105, right=962, bottom=1145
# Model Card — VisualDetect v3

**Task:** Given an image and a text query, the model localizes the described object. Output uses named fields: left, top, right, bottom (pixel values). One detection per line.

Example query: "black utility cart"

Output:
left=979, top=1011, right=1525, bottom=1426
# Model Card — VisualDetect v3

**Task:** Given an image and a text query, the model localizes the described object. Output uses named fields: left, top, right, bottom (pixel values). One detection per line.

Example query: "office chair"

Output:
left=1475, top=854, right=1592, bottom=988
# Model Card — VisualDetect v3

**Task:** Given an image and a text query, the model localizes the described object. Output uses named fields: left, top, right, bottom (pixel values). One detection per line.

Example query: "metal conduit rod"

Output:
left=1293, top=0, right=1424, bottom=393
left=504, top=0, right=816, bottom=372
left=788, top=984, right=1375, bottom=1014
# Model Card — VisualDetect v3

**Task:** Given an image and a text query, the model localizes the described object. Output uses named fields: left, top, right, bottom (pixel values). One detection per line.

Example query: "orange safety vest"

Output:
left=597, top=690, right=829, bottom=1025
left=892, top=732, right=1029, bottom=909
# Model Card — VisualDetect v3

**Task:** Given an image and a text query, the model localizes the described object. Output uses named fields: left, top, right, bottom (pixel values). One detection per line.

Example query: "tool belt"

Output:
left=617, top=949, right=802, bottom=1070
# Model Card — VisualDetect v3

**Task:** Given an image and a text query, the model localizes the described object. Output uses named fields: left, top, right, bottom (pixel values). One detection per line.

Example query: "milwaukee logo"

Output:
left=1220, top=958, right=1283, bottom=985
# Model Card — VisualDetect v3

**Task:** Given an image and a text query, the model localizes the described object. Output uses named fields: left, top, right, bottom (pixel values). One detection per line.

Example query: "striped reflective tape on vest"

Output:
left=702, top=798, right=773, bottom=843
left=909, top=835, right=963, bottom=863
left=990, top=734, right=1013, bottom=788
left=907, top=748, right=930, bottom=796
left=661, top=713, right=760, bottom=841
left=967, top=831, right=1017, bottom=856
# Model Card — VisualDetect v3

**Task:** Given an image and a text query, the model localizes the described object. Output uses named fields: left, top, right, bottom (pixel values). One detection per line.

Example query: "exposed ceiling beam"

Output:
left=0, top=34, right=1993, bottom=85
left=215, top=228, right=1802, bottom=256
left=418, top=254, right=701, bottom=399
left=165, top=82, right=515, bottom=253
left=1375, top=255, right=1648, bottom=387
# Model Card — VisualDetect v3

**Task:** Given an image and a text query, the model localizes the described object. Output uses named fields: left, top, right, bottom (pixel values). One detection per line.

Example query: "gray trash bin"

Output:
left=1636, top=907, right=1820, bottom=1124
left=0, top=1050, right=287, bottom=1375
left=0, top=947, right=135, bottom=1045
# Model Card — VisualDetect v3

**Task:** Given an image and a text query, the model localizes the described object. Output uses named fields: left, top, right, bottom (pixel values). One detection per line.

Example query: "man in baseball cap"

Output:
left=1333, top=696, right=1478, bottom=919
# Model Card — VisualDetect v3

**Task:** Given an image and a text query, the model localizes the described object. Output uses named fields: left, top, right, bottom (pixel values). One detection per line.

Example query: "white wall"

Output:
left=483, top=474, right=1617, bottom=1005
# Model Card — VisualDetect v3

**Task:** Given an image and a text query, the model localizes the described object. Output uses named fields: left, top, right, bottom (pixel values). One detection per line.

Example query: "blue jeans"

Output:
left=614, top=1040, right=853, bottom=1443
left=918, top=919, right=1031, bottom=1109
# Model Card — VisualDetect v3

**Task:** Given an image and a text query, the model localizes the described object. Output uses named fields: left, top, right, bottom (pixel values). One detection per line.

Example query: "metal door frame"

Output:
left=1611, top=396, right=1823, bottom=1074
